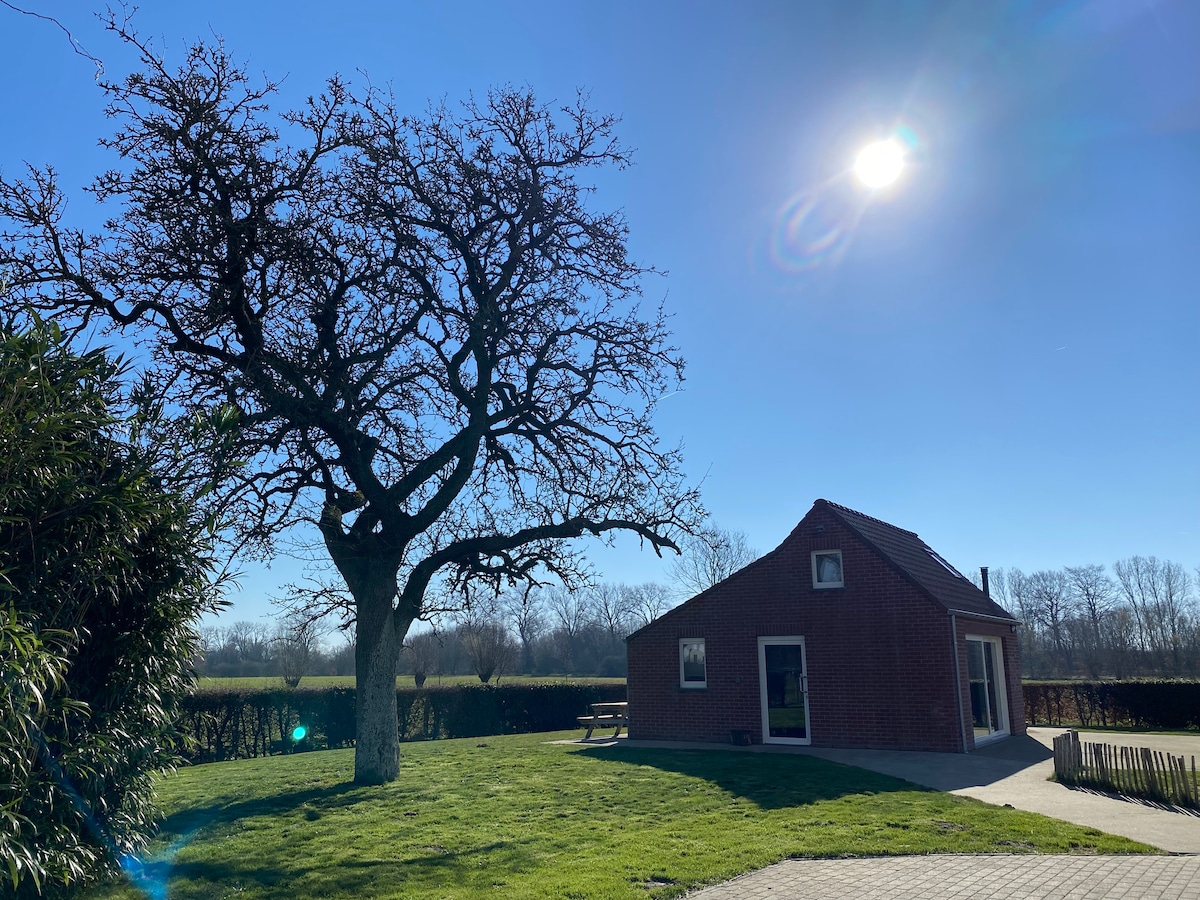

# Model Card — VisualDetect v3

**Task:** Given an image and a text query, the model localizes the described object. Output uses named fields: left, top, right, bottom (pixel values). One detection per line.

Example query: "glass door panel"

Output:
left=759, top=638, right=809, bottom=744
left=966, top=636, right=1008, bottom=742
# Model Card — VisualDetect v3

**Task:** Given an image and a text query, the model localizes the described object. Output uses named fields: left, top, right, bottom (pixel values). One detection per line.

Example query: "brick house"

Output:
left=626, top=499, right=1024, bottom=752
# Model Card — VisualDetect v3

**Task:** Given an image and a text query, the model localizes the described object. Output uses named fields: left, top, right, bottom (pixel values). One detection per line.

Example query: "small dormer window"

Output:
left=812, top=550, right=844, bottom=589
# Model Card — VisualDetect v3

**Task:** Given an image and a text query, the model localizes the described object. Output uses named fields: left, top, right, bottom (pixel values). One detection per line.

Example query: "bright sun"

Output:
left=854, top=139, right=905, bottom=188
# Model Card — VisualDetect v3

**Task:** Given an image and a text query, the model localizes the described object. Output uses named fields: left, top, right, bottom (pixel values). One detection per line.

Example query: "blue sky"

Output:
left=2, top=1, right=1197, bottom=624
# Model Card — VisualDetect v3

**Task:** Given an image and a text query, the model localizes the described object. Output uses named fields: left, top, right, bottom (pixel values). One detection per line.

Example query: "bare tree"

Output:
left=591, top=582, right=635, bottom=642
left=500, top=587, right=545, bottom=675
left=1103, top=606, right=1138, bottom=679
left=1161, top=561, right=1194, bottom=673
left=453, top=589, right=516, bottom=683
left=0, top=23, right=701, bottom=782
left=1065, top=564, right=1116, bottom=677
left=404, top=631, right=439, bottom=686
left=227, top=621, right=274, bottom=667
left=1114, top=556, right=1195, bottom=673
left=629, top=581, right=676, bottom=628
left=195, top=624, right=223, bottom=676
left=1002, top=568, right=1049, bottom=675
left=273, top=612, right=326, bottom=687
left=669, top=524, right=759, bottom=597
left=1027, top=569, right=1075, bottom=676
left=461, top=619, right=516, bottom=684
left=544, top=585, right=594, bottom=671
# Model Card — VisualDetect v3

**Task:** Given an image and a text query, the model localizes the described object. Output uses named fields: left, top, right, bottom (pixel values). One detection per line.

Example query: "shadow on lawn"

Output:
left=159, top=781, right=364, bottom=838
left=135, top=840, right=536, bottom=899
left=576, top=743, right=929, bottom=809
left=139, top=782, right=541, bottom=900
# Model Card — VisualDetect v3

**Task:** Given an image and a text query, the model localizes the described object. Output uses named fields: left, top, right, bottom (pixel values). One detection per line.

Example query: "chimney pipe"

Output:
left=980, top=567, right=990, bottom=598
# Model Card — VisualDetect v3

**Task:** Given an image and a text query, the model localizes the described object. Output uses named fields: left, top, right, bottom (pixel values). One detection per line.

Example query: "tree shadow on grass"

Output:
left=132, top=840, right=537, bottom=900
left=576, top=744, right=929, bottom=810
left=159, top=781, right=365, bottom=838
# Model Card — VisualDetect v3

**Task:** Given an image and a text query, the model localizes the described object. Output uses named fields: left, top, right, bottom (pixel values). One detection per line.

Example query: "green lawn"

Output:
left=195, top=675, right=627, bottom=691
left=90, top=732, right=1152, bottom=900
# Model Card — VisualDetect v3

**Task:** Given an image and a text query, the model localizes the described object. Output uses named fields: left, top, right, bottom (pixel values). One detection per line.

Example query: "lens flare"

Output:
left=854, top=139, right=905, bottom=188
left=121, top=831, right=197, bottom=900
left=767, top=190, right=857, bottom=274
left=292, top=725, right=307, bottom=741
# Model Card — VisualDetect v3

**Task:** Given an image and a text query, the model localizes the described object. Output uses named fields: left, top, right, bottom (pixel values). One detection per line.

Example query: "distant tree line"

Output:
left=198, top=619, right=356, bottom=681
left=197, top=581, right=674, bottom=682
left=407, top=582, right=679, bottom=682
left=976, top=558, right=1200, bottom=679
left=203, top=544, right=1200, bottom=685
left=200, top=526, right=759, bottom=684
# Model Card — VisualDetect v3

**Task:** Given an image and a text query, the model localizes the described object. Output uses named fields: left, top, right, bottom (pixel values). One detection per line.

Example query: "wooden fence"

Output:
left=1052, top=730, right=1200, bottom=807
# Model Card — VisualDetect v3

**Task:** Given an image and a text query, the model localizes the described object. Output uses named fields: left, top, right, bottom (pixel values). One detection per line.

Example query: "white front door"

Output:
left=965, top=635, right=1009, bottom=745
left=758, top=637, right=810, bottom=745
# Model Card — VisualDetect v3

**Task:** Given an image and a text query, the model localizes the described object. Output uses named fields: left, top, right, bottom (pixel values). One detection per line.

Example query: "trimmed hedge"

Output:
left=1023, top=681, right=1200, bottom=730
left=180, top=682, right=627, bottom=763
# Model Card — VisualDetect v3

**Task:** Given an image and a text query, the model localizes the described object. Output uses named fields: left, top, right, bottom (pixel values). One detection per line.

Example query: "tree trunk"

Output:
left=353, top=574, right=401, bottom=784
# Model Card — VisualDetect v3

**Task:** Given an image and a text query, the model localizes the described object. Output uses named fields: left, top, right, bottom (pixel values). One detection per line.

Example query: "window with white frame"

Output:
left=811, top=550, right=844, bottom=589
left=679, top=638, right=706, bottom=688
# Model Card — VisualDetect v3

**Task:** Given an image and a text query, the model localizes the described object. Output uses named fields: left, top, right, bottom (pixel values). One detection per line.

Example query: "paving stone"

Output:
left=686, top=855, right=1200, bottom=900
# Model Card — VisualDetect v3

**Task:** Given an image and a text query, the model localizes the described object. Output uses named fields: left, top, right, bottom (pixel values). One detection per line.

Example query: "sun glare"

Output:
left=854, top=139, right=905, bottom=189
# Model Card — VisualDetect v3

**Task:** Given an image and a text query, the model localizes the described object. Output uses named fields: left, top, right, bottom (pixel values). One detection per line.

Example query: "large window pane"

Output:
left=680, top=639, right=706, bottom=687
left=764, top=643, right=807, bottom=739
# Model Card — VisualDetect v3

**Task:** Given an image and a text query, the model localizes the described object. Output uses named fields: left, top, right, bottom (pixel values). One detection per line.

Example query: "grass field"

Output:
left=195, top=675, right=627, bottom=691
left=89, top=732, right=1152, bottom=900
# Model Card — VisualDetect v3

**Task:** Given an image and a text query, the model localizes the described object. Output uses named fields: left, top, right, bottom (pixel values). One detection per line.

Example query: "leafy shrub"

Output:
left=0, top=322, right=219, bottom=897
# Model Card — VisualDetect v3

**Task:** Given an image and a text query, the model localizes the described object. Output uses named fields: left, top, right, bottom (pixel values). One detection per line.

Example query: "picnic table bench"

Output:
left=577, top=701, right=628, bottom=739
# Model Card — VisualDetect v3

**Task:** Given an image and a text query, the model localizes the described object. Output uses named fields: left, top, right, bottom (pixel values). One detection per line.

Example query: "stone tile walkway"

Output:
left=686, top=854, right=1200, bottom=900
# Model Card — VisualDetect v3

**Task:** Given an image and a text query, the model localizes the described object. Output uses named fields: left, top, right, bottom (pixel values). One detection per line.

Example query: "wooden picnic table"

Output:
left=577, top=701, right=628, bottom=739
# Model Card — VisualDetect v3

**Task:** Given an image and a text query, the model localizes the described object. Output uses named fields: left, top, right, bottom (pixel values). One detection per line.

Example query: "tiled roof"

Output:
left=818, top=499, right=1019, bottom=622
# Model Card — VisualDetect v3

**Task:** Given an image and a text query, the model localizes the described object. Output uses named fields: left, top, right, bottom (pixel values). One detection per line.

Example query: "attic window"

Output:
left=811, top=550, right=844, bottom=589
left=925, top=548, right=968, bottom=580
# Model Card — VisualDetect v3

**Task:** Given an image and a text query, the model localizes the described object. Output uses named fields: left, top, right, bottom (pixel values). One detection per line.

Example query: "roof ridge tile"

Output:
left=818, top=498, right=921, bottom=537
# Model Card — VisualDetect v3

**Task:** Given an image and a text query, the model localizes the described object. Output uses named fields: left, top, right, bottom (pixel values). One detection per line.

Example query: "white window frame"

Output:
left=679, top=638, right=707, bottom=689
left=965, top=634, right=1010, bottom=745
left=811, top=550, right=844, bottom=589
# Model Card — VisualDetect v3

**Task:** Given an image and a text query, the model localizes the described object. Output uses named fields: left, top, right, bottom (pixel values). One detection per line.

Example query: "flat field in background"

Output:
left=88, top=732, right=1151, bottom=900
left=195, top=675, right=626, bottom=691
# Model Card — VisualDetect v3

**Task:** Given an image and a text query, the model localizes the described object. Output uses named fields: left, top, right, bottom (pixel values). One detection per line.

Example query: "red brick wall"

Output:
left=627, top=505, right=1018, bottom=753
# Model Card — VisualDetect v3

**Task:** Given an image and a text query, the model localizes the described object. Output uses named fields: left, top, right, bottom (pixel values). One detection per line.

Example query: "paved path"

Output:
left=687, top=855, right=1200, bottom=899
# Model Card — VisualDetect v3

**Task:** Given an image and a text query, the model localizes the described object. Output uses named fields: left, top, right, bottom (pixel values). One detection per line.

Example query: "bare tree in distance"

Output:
left=500, top=587, right=546, bottom=675
left=461, top=619, right=515, bottom=684
left=404, top=631, right=440, bottom=686
left=628, top=581, right=676, bottom=628
left=1026, top=569, right=1075, bottom=677
left=669, top=524, right=759, bottom=597
left=274, top=611, right=327, bottom=687
left=591, top=582, right=635, bottom=642
left=1114, top=556, right=1193, bottom=674
left=0, top=22, right=702, bottom=782
left=544, top=585, right=593, bottom=671
left=1065, top=564, right=1116, bottom=678
left=452, top=588, right=517, bottom=683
